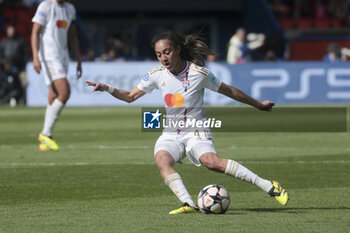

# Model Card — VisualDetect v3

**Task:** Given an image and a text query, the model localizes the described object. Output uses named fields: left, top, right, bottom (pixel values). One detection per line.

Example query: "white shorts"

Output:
left=40, top=59, right=68, bottom=86
left=154, top=130, right=217, bottom=166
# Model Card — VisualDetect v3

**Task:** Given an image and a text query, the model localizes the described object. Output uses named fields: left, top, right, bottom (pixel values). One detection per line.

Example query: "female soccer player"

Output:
left=31, top=0, right=82, bottom=151
left=87, top=31, right=288, bottom=214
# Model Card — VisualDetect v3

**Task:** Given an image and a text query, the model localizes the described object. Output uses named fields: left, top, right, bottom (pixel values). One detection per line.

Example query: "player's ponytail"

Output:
left=151, top=31, right=215, bottom=67
left=183, top=34, right=215, bottom=66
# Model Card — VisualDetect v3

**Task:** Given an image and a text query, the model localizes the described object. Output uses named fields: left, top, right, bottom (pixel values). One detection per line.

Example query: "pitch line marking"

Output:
left=1, top=145, right=349, bottom=151
left=0, top=160, right=348, bottom=168
left=0, top=145, right=151, bottom=150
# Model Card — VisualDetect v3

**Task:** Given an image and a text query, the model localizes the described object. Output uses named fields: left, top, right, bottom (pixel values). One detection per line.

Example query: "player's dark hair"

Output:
left=151, top=31, right=215, bottom=67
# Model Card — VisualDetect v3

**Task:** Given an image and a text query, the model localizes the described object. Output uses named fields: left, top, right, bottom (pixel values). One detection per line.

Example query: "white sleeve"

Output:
left=70, top=4, right=76, bottom=21
left=32, top=2, right=48, bottom=26
left=137, top=73, right=158, bottom=93
left=203, top=72, right=222, bottom=92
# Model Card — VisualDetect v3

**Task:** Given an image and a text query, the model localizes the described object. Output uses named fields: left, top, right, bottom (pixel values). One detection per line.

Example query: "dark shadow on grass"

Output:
left=188, top=207, right=350, bottom=216
left=241, top=153, right=350, bottom=163
left=229, top=206, right=350, bottom=214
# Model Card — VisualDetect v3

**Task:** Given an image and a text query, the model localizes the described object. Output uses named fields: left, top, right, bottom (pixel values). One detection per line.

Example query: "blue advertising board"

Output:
left=26, top=61, right=350, bottom=106
left=224, top=62, right=350, bottom=104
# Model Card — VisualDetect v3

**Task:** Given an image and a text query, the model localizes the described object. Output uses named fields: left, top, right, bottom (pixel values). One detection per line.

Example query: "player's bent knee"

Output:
left=200, top=153, right=224, bottom=172
left=63, top=91, right=71, bottom=102
left=48, top=89, right=58, bottom=104
left=155, top=151, right=174, bottom=169
left=200, top=153, right=217, bottom=169
left=48, top=96, right=57, bottom=105
left=58, top=90, right=70, bottom=103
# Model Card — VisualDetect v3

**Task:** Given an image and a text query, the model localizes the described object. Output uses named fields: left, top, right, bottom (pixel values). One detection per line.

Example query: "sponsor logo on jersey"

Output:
left=143, top=109, right=161, bottom=129
left=56, top=20, right=68, bottom=29
left=164, top=93, right=184, bottom=107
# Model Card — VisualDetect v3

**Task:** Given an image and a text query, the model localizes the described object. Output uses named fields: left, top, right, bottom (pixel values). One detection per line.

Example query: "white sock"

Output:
left=225, top=159, right=273, bottom=193
left=255, top=176, right=273, bottom=193
left=42, top=99, right=64, bottom=137
left=164, top=173, right=195, bottom=207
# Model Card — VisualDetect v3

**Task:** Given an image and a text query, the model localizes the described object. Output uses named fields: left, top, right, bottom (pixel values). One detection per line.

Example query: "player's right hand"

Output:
left=86, top=81, right=108, bottom=92
left=33, top=58, right=41, bottom=74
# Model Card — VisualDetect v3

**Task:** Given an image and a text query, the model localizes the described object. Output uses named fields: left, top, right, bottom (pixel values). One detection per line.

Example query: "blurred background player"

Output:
left=31, top=0, right=82, bottom=151
left=226, top=28, right=265, bottom=64
left=87, top=31, right=288, bottom=214
left=226, top=28, right=247, bottom=64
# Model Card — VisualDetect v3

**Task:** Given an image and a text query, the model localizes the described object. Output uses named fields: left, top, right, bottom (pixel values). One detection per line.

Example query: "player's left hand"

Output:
left=76, top=62, right=82, bottom=79
left=259, top=100, right=274, bottom=112
left=86, top=81, right=109, bottom=92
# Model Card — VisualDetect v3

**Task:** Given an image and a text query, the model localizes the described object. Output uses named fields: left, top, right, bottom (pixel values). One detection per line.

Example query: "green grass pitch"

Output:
left=0, top=106, right=349, bottom=233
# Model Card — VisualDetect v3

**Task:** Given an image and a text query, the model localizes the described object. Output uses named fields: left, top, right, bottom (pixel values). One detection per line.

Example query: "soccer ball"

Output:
left=197, top=184, right=230, bottom=214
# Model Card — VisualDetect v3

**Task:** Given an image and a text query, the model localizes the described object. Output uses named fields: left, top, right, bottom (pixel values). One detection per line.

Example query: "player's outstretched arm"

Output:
left=218, top=82, right=274, bottom=111
left=86, top=81, right=146, bottom=103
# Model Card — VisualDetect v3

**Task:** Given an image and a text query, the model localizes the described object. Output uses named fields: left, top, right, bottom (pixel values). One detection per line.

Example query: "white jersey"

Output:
left=137, top=61, right=222, bottom=132
left=32, top=0, right=76, bottom=61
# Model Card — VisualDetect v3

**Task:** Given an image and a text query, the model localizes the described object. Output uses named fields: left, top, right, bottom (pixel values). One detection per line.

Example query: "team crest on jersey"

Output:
left=182, top=80, right=190, bottom=89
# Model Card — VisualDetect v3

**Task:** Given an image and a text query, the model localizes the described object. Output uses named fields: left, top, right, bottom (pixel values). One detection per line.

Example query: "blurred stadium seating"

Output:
left=0, top=6, right=35, bottom=51
left=0, top=0, right=349, bottom=61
